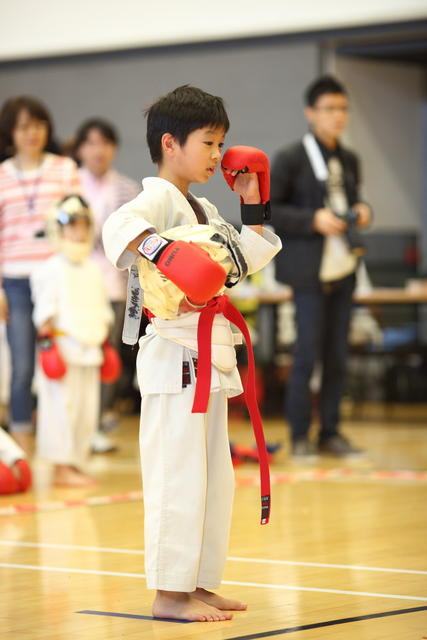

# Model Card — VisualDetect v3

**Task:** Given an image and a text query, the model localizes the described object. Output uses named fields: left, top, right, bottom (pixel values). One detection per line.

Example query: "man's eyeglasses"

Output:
left=313, top=106, right=349, bottom=114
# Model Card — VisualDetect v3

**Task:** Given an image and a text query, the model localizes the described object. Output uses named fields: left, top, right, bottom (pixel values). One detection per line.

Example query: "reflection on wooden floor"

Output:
left=1, top=404, right=427, bottom=639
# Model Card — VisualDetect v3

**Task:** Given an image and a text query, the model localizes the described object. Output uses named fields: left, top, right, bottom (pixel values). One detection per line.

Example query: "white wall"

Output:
left=0, top=0, right=426, bottom=61
left=333, top=57, right=425, bottom=232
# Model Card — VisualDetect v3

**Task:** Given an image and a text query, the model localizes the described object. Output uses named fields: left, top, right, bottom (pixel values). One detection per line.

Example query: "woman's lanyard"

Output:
left=14, top=155, right=45, bottom=214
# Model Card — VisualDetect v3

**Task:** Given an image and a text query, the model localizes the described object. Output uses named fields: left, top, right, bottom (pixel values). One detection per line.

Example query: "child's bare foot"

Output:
left=153, top=590, right=233, bottom=622
left=192, top=587, right=247, bottom=611
left=53, top=465, right=97, bottom=487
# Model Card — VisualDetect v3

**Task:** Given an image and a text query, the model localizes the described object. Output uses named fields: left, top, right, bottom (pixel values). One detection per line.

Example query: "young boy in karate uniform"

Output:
left=103, top=85, right=281, bottom=621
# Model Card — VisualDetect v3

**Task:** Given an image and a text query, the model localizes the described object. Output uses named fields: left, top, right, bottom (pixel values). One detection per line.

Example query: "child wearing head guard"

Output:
left=31, top=195, right=114, bottom=487
left=103, top=85, right=282, bottom=622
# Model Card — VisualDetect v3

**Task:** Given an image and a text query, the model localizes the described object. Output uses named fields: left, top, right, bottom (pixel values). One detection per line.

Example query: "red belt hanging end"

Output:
left=261, top=494, right=270, bottom=525
left=192, top=294, right=272, bottom=525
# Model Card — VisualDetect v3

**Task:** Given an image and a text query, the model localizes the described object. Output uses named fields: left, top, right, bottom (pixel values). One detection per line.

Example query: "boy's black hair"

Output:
left=145, top=85, right=230, bottom=164
left=73, top=118, right=119, bottom=154
left=0, top=95, right=59, bottom=159
left=305, top=75, right=347, bottom=107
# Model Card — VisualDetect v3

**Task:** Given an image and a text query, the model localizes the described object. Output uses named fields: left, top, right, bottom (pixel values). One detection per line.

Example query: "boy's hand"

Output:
left=227, top=170, right=261, bottom=204
left=38, top=319, right=55, bottom=336
left=227, top=171, right=264, bottom=236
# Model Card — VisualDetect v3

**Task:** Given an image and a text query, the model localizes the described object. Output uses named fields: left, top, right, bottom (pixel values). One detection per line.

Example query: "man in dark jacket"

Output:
left=271, top=75, right=372, bottom=458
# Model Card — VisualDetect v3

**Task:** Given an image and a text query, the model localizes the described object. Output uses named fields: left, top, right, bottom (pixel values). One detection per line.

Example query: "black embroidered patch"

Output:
left=128, top=287, right=140, bottom=319
left=182, top=361, right=191, bottom=388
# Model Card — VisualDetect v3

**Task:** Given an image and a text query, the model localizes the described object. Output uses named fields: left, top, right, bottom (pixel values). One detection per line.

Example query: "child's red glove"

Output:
left=100, top=341, right=122, bottom=383
left=38, top=334, right=67, bottom=379
left=0, top=459, right=32, bottom=494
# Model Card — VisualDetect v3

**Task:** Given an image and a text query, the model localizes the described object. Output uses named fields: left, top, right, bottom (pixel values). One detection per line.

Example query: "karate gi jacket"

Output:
left=103, top=177, right=282, bottom=395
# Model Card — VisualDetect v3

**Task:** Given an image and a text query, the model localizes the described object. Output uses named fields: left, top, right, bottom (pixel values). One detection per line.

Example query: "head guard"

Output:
left=45, top=194, right=94, bottom=250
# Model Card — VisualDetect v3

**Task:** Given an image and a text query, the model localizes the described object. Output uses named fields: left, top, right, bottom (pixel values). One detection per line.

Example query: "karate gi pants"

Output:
left=139, top=386, right=235, bottom=591
left=36, top=365, right=100, bottom=468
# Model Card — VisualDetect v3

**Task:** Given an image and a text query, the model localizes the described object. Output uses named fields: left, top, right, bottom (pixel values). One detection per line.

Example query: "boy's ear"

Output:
left=161, top=132, right=178, bottom=158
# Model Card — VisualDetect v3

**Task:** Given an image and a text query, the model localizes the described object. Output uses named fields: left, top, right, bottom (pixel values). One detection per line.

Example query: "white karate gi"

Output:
left=31, top=254, right=113, bottom=468
left=0, top=426, right=26, bottom=467
left=103, top=177, right=281, bottom=590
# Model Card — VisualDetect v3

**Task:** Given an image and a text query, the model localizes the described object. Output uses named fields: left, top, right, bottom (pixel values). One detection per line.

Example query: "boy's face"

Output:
left=61, top=217, right=91, bottom=243
left=166, top=126, right=226, bottom=184
left=304, top=93, right=349, bottom=142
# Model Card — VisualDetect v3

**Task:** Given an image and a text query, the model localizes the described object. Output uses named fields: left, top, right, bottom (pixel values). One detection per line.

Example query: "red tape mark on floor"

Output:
left=0, top=469, right=426, bottom=516
left=0, top=490, right=143, bottom=516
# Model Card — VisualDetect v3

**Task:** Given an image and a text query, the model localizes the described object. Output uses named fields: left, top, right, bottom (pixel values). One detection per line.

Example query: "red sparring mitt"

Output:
left=222, top=145, right=270, bottom=203
left=221, top=145, right=271, bottom=225
left=100, top=341, right=122, bottom=383
left=138, top=235, right=227, bottom=305
left=0, top=461, right=19, bottom=494
left=38, top=334, right=67, bottom=379
left=0, top=459, right=32, bottom=494
left=14, top=459, right=32, bottom=491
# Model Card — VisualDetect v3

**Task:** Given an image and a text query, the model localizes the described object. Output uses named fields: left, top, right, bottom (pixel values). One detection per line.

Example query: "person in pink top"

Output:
left=73, top=119, right=140, bottom=450
left=0, top=96, right=81, bottom=454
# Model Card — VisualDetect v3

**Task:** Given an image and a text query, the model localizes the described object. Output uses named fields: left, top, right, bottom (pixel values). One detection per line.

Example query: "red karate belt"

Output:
left=144, top=295, right=271, bottom=525
left=192, top=294, right=270, bottom=525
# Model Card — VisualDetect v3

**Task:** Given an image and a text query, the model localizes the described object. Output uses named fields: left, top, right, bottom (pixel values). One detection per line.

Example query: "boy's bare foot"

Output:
left=53, top=465, right=97, bottom=487
left=192, top=587, right=247, bottom=611
left=153, top=590, right=233, bottom=622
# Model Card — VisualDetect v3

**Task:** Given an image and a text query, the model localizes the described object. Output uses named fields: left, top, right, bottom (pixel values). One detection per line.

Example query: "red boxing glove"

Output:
left=0, top=461, right=19, bottom=494
left=0, top=459, right=32, bottom=494
left=101, top=341, right=122, bottom=383
left=38, top=334, right=67, bottom=380
left=138, top=235, right=227, bottom=305
left=14, top=459, right=32, bottom=491
left=221, top=145, right=271, bottom=225
left=222, top=145, right=270, bottom=203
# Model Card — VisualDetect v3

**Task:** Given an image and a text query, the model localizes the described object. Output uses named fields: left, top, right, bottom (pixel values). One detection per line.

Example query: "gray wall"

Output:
left=422, top=90, right=427, bottom=274
left=0, top=39, right=319, bottom=223
left=334, top=56, right=425, bottom=233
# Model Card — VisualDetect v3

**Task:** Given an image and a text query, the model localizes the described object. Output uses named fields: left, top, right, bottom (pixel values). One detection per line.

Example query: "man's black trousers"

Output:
left=286, top=273, right=356, bottom=442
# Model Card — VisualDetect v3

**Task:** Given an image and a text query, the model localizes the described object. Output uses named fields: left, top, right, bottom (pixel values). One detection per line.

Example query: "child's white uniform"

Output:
left=103, top=177, right=281, bottom=591
left=0, top=426, right=26, bottom=467
left=31, top=254, right=113, bottom=468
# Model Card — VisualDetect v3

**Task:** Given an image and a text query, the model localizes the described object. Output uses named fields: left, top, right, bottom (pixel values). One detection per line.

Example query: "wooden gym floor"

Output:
left=1, top=403, right=426, bottom=639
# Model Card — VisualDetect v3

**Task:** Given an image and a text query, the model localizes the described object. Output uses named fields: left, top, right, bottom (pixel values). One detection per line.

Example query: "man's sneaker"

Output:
left=291, top=439, right=318, bottom=460
left=319, top=434, right=365, bottom=457
left=91, top=431, right=118, bottom=454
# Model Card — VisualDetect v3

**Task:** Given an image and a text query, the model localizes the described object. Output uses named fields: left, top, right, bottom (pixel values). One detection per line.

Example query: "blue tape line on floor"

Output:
left=225, top=605, right=427, bottom=639
left=77, top=609, right=193, bottom=623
